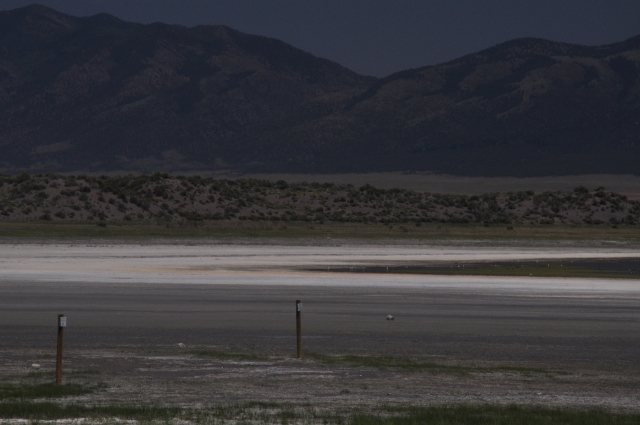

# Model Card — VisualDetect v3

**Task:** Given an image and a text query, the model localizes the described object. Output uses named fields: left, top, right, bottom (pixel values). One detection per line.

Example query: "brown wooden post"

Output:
left=56, top=314, right=66, bottom=385
left=296, top=300, right=302, bottom=359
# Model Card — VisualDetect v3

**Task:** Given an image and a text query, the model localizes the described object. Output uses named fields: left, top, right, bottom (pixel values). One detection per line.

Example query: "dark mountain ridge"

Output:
left=1, top=5, right=639, bottom=176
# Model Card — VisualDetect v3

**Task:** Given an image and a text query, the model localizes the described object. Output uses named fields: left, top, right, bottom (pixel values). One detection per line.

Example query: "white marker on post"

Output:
left=56, top=314, right=65, bottom=385
left=296, top=300, right=302, bottom=358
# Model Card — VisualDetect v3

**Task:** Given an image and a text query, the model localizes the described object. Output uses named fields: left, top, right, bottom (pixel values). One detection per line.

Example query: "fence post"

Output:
left=56, top=314, right=66, bottom=385
left=296, top=300, right=302, bottom=359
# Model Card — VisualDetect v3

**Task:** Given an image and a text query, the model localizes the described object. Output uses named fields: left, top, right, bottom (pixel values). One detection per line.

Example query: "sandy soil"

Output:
left=1, top=240, right=639, bottom=412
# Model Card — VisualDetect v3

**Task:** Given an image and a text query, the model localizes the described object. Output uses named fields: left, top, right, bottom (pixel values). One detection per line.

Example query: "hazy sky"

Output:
left=1, top=0, right=639, bottom=77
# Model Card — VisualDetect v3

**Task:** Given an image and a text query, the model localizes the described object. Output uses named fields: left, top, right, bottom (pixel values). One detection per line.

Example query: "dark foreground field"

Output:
left=1, top=272, right=639, bottom=423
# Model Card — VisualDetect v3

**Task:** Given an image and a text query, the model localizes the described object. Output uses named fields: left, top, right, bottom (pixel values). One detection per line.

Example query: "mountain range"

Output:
left=1, top=5, right=639, bottom=176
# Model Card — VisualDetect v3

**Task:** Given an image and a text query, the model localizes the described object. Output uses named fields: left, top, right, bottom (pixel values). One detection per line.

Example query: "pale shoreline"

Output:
left=1, top=242, right=638, bottom=293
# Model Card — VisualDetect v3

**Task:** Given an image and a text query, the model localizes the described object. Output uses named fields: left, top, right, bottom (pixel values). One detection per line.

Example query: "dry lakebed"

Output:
left=1, top=238, right=639, bottom=422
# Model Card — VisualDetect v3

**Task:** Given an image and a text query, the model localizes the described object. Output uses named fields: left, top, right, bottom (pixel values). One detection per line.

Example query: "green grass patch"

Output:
left=0, top=383, right=102, bottom=400
left=352, top=405, right=640, bottom=425
left=1, top=402, right=638, bottom=424
left=0, top=401, right=181, bottom=420
left=0, top=401, right=317, bottom=423
left=189, top=349, right=270, bottom=362
left=306, top=353, right=568, bottom=376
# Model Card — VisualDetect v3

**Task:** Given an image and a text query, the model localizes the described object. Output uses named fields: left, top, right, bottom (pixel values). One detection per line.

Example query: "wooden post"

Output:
left=296, top=300, right=302, bottom=359
left=56, top=314, right=66, bottom=385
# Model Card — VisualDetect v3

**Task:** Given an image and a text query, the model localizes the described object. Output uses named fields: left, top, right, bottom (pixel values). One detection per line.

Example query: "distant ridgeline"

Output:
left=0, top=5, right=639, bottom=176
left=0, top=174, right=638, bottom=226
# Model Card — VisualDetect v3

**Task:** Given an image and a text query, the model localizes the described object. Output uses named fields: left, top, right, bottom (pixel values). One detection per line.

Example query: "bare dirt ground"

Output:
left=1, top=239, right=639, bottom=413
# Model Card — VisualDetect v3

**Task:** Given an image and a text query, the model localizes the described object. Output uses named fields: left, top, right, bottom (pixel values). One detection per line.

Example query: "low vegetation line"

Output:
left=0, top=401, right=181, bottom=420
left=1, top=174, right=639, bottom=232
left=0, top=402, right=637, bottom=424
left=306, top=353, right=569, bottom=376
left=4, top=221, right=640, bottom=240
left=187, top=349, right=566, bottom=377
left=0, top=383, right=102, bottom=400
left=355, top=405, right=640, bottom=425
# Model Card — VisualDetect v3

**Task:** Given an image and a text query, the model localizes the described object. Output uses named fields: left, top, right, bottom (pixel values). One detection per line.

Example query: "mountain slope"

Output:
left=0, top=5, right=371, bottom=172
left=0, top=5, right=639, bottom=176
left=336, top=36, right=640, bottom=175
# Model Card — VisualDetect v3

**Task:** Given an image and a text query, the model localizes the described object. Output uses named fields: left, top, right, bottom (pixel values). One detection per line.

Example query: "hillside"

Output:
left=0, top=5, right=371, bottom=173
left=332, top=37, right=640, bottom=175
left=1, top=174, right=638, bottom=227
left=0, top=5, right=639, bottom=176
